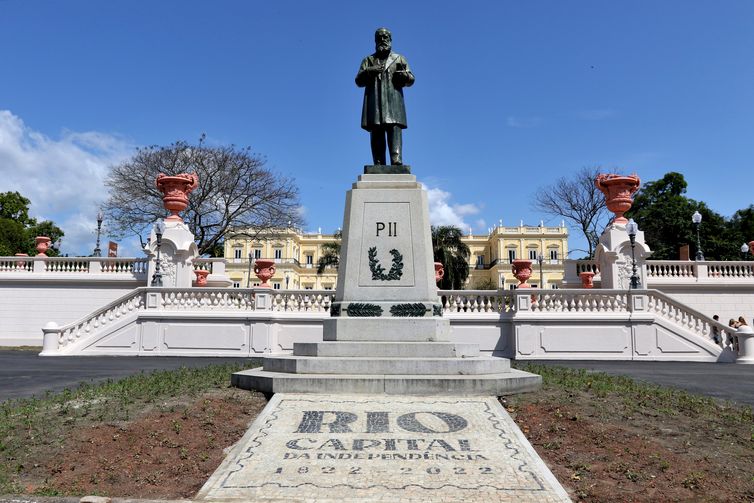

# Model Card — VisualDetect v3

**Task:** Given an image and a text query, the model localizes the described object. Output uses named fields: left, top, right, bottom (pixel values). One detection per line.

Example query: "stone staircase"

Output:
left=232, top=318, right=541, bottom=395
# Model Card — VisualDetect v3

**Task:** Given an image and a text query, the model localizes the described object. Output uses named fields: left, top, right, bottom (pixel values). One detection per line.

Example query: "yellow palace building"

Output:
left=223, top=223, right=569, bottom=290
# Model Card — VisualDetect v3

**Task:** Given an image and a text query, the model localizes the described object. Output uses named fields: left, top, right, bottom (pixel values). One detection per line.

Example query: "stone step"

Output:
left=323, top=317, right=451, bottom=342
left=293, top=341, right=480, bottom=358
left=262, top=355, right=510, bottom=375
left=232, top=368, right=541, bottom=396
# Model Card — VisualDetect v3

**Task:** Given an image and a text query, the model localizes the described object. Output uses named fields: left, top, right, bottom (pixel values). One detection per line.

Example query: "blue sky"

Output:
left=1, top=1, right=752, bottom=256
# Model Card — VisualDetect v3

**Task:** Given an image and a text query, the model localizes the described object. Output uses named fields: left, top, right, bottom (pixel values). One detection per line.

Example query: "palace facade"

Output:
left=223, top=223, right=569, bottom=290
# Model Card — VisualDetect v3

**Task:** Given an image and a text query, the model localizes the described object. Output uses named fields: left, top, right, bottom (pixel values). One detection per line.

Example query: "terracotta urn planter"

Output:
left=750, top=241, right=754, bottom=257
left=14, top=253, right=28, bottom=269
left=155, top=173, right=199, bottom=221
left=595, top=174, right=641, bottom=225
left=253, top=258, right=276, bottom=288
left=579, top=271, right=595, bottom=289
left=434, top=262, right=445, bottom=284
left=35, top=236, right=51, bottom=256
left=511, top=259, right=533, bottom=289
left=194, top=269, right=209, bottom=287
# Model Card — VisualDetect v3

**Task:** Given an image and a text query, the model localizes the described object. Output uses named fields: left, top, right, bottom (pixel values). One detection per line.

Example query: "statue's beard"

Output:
left=376, top=43, right=391, bottom=55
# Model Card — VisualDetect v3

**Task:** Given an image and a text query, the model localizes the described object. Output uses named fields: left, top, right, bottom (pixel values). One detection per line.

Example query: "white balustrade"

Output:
left=56, top=290, right=146, bottom=348
left=271, top=291, right=333, bottom=313
left=440, top=290, right=515, bottom=314
left=530, top=290, right=628, bottom=313
left=160, top=289, right=255, bottom=311
left=646, top=261, right=694, bottom=279
left=707, top=262, right=754, bottom=278
left=100, top=258, right=148, bottom=274
left=0, top=257, right=33, bottom=272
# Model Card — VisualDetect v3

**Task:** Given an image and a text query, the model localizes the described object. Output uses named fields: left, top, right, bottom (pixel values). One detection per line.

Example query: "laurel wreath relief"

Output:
left=368, top=246, right=404, bottom=281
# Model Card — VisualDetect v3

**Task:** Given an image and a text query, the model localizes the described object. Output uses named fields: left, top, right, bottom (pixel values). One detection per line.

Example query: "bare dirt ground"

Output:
left=11, top=389, right=266, bottom=499
left=505, top=389, right=754, bottom=502
left=3, top=366, right=752, bottom=501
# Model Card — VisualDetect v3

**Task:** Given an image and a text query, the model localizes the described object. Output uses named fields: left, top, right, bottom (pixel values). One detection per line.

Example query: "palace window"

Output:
left=528, top=250, right=538, bottom=260
left=306, top=255, right=313, bottom=265
left=274, top=248, right=282, bottom=260
left=476, top=255, right=484, bottom=266
left=507, top=249, right=516, bottom=262
left=254, top=249, right=262, bottom=259
left=232, top=281, right=240, bottom=288
left=550, top=249, right=559, bottom=260
left=273, top=282, right=281, bottom=290
left=234, top=249, right=242, bottom=259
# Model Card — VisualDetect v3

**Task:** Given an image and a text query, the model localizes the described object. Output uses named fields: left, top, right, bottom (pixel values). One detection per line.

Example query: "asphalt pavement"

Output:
left=1, top=350, right=753, bottom=406
left=535, top=360, right=754, bottom=406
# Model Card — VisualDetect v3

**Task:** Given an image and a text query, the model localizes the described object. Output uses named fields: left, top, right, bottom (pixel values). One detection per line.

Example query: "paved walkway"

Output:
left=197, top=393, right=570, bottom=502
left=535, top=360, right=754, bottom=406
left=0, top=350, right=256, bottom=402
left=1, top=350, right=753, bottom=407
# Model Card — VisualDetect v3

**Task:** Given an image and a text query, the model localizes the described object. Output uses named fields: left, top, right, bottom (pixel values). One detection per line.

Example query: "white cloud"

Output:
left=506, top=116, right=541, bottom=128
left=422, top=184, right=481, bottom=232
left=0, top=110, right=136, bottom=256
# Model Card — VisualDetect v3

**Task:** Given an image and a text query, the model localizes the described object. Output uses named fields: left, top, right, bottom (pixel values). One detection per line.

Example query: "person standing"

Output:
left=356, top=28, right=415, bottom=166
left=712, top=314, right=722, bottom=346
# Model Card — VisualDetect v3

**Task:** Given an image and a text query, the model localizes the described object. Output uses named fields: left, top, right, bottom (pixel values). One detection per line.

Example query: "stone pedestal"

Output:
left=145, top=219, right=198, bottom=287
left=595, top=223, right=651, bottom=289
left=235, top=172, right=540, bottom=396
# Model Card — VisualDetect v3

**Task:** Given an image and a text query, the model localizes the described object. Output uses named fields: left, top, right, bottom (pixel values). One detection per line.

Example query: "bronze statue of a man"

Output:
left=356, top=28, right=415, bottom=166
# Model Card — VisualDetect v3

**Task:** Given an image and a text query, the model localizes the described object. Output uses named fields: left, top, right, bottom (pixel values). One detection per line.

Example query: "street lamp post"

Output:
left=742, top=243, right=750, bottom=261
left=537, top=253, right=544, bottom=289
left=151, top=220, right=166, bottom=287
left=626, top=218, right=641, bottom=289
left=692, top=211, right=704, bottom=261
left=93, top=210, right=104, bottom=257
left=285, top=272, right=291, bottom=290
left=246, top=252, right=254, bottom=288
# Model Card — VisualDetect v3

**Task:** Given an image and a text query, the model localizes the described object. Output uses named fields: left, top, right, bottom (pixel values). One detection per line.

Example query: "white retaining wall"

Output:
left=1, top=281, right=141, bottom=346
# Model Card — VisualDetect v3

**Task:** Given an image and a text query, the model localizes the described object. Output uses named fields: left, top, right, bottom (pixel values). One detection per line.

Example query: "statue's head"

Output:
left=374, top=28, right=392, bottom=55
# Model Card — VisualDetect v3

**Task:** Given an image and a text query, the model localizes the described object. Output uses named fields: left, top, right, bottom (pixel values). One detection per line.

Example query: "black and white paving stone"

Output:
left=197, top=394, right=570, bottom=502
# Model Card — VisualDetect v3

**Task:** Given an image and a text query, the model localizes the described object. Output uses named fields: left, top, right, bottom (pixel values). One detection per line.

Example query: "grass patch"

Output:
left=0, top=361, right=257, bottom=494
left=0, top=346, right=43, bottom=352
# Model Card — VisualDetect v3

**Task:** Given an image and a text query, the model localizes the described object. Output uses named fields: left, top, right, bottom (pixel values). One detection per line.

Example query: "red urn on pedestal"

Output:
left=579, top=271, right=595, bottom=289
left=194, top=269, right=209, bottom=287
left=15, top=253, right=28, bottom=269
left=35, top=236, right=51, bottom=257
left=253, top=259, right=276, bottom=288
left=155, top=173, right=199, bottom=222
left=511, top=259, right=533, bottom=289
left=595, top=174, right=641, bottom=225
left=434, top=262, right=445, bottom=285
left=749, top=241, right=754, bottom=257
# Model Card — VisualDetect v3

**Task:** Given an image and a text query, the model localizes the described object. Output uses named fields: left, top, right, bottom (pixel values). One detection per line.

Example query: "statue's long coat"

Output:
left=355, top=52, right=414, bottom=131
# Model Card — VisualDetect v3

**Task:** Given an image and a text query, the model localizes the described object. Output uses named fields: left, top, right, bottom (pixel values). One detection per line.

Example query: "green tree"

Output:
left=728, top=205, right=754, bottom=257
left=431, top=225, right=470, bottom=290
left=0, top=191, right=64, bottom=256
left=625, top=172, right=736, bottom=260
left=317, top=229, right=342, bottom=274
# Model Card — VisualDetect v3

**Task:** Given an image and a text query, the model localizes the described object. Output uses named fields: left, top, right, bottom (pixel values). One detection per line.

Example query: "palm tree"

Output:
left=431, top=225, right=470, bottom=290
left=317, top=229, right=342, bottom=274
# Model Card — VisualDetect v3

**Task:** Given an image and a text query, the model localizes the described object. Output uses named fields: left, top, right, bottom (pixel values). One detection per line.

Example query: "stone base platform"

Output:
left=233, top=368, right=540, bottom=395
left=197, top=393, right=571, bottom=502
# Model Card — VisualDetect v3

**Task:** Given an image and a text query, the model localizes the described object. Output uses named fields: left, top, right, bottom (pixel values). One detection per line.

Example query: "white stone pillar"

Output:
left=736, top=326, right=754, bottom=364
left=595, top=223, right=651, bottom=289
left=145, top=219, right=198, bottom=287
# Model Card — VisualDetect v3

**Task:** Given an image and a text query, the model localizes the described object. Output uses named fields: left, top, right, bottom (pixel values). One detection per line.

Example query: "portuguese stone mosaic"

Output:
left=198, top=394, right=570, bottom=502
